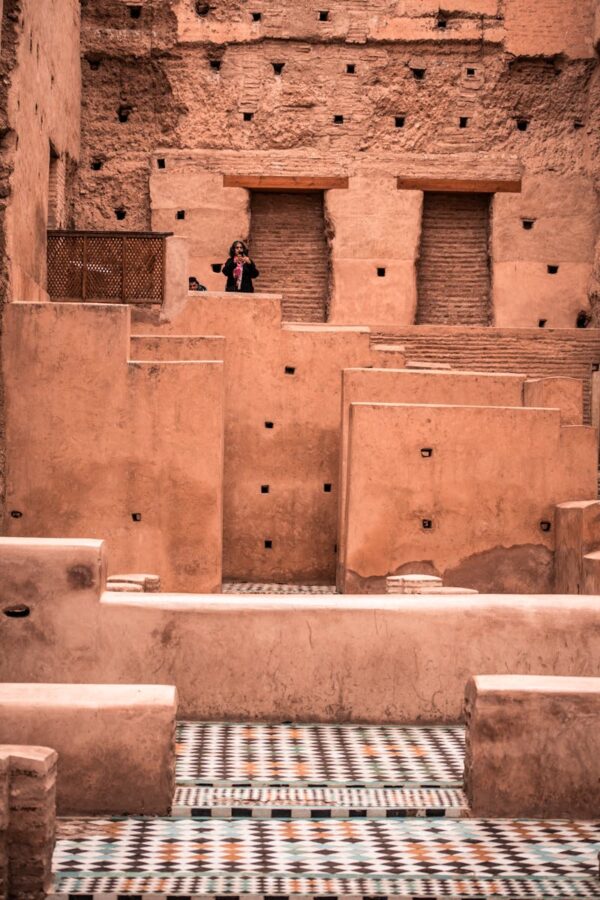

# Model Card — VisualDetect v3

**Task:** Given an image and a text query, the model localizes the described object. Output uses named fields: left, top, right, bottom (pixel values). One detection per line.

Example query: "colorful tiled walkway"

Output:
left=51, top=817, right=600, bottom=898
left=50, top=722, right=600, bottom=898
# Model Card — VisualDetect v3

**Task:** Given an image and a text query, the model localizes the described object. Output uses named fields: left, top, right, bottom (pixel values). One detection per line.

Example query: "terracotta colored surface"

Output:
left=523, top=376, right=584, bottom=425
left=2, top=302, right=225, bottom=592
left=341, top=403, right=597, bottom=593
left=2, top=536, right=600, bottom=723
left=0, top=744, right=57, bottom=900
left=555, top=501, right=600, bottom=593
left=464, top=675, right=600, bottom=817
left=337, top=367, right=529, bottom=587
left=139, top=294, right=379, bottom=583
left=0, top=685, right=177, bottom=816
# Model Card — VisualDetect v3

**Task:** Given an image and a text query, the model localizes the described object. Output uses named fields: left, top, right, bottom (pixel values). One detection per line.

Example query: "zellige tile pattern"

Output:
left=176, top=722, right=465, bottom=788
left=51, top=816, right=600, bottom=898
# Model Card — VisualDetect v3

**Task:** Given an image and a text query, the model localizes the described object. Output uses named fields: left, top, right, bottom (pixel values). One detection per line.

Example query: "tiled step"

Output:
left=50, top=816, right=600, bottom=899
left=176, top=722, right=465, bottom=788
left=173, top=785, right=469, bottom=819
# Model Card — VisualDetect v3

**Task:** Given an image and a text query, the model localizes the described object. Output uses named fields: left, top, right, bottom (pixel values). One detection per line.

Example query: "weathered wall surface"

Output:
left=337, top=367, right=530, bottom=587
left=0, top=0, right=80, bottom=301
left=371, top=327, right=600, bottom=423
left=0, top=0, right=81, bottom=536
left=1, top=303, right=225, bottom=592
left=139, top=293, right=378, bottom=583
left=464, top=675, right=600, bottom=818
left=0, top=745, right=57, bottom=900
left=341, top=402, right=597, bottom=593
left=73, top=0, right=599, bottom=325
left=2, top=537, right=600, bottom=723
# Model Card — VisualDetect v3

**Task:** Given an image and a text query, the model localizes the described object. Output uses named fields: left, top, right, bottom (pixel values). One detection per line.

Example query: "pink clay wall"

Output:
left=1, top=303, right=225, bottom=592
left=2, top=538, right=600, bottom=723
left=73, top=0, right=600, bottom=325
left=341, top=402, right=598, bottom=593
left=137, top=293, right=385, bottom=583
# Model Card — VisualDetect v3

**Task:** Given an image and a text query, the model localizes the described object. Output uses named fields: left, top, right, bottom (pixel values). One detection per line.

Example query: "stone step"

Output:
left=172, top=785, right=469, bottom=819
left=50, top=816, right=600, bottom=899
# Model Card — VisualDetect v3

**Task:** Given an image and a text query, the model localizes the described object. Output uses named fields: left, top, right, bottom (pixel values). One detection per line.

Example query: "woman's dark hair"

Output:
left=229, top=240, right=249, bottom=257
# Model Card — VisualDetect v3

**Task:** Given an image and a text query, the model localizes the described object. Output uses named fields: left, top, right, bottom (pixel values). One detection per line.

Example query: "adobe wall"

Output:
left=337, top=367, right=530, bottom=587
left=138, top=293, right=381, bottom=583
left=0, top=0, right=81, bottom=302
left=1, top=303, right=225, bottom=592
left=0, top=0, right=81, bottom=534
left=73, top=0, right=600, bottom=325
left=2, top=537, right=600, bottom=723
left=341, top=402, right=597, bottom=593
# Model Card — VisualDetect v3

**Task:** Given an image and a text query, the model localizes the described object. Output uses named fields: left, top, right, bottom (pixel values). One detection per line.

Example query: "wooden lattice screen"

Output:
left=47, top=231, right=171, bottom=303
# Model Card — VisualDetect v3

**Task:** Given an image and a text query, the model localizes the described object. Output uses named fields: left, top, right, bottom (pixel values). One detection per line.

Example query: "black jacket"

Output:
left=222, top=257, right=259, bottom=293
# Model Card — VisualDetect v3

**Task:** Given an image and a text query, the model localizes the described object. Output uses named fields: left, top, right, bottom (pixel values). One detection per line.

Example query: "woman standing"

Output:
left=222, top=240, right=259, bottom=293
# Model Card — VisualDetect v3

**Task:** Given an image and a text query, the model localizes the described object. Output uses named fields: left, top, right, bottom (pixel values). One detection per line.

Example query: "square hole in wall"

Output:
left=157, top=157, right=166, bottom=169
left=284, top=366, right=296, bottom=375
left=547, top=264, right=559, bottom=274
left=395, top=115, right=405, bottom=128
left=412, top=68, right=426, bottom=80
left=128, top=4, right=142, bottom=18
left=420, top=448, right=433, bottom=458
left=264, top=539, right=273, bottom=549
left=211, top=263, right=222, bottom=273
left=265, top=421, right=274, bottom=429
left=117, top=105, right=132, bottom=122
left=243, top=112, right=254, bottom=122
left=323, top=483, right=332, bottom=493
left=573, top=119, right=585, bottom=129
left=196, top=1, right=211, bottom=14
left=377, top=267, right=386, bottom=277
left=422, top=519, right=433, bottom=529
left=132, top=513, right=142, bottom=522
left=459, top=116, right=469, bottom=128
left=437, top=16, right=447, bottom=28
left=261, top=485, right=270, bottom=494
left=466, top=67, right=476, bottom=76
left=540, top=520, right=552, bottom=532
left=90, top=159, right=104, bottom=171
left=272, top=62, right=285, bottom=75
left=209, top=59, right=222, bottom=71
left=251, top=11, right=262, bottom=21
left=176, top=210, right=185, bottom=220
left=516, top=118, right=529, bottom=132
left=333, top=114, right=344, bottom=124
left=318, top=10, right=329, bottom=21
left=538, top=318, right=547, bottom=328
left=346, top=63, right=356, bottom=74
left=522, top=218, right=535, bottom=230
left=115, top=208, right=127, bottom=220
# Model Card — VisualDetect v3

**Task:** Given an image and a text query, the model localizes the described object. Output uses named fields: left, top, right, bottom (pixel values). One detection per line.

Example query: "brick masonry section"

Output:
left=371, top=327, right=600, bottom=423
left=417, top=192, right=491, bottom=326
left=250, top=191, right=329, bottom=322
left=0, top=745, right=57, bottom=900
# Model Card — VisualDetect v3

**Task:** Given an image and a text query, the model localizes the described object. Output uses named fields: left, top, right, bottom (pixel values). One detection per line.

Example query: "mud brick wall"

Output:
left=0, top=756, right=7, bottom=900
left=0, top=746, right=57, bottom=900
left=371, top=327, right=600, bottom=423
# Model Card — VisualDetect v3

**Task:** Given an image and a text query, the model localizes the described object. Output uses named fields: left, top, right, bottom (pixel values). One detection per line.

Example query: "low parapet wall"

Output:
left=1, top=539, right=599, bottom=723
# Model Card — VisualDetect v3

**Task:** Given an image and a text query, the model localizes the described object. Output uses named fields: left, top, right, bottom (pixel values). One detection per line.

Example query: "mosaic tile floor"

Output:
left=51, top=817, right=600, bottom=898
left=222, top=583, right=337, bottom=594
left=176, top=723, right=465, bottom=788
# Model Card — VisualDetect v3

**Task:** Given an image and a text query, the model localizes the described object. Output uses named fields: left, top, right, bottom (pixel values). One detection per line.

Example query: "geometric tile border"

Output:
left=173, top=786, right=469, bottom=818
left=222, top=583, right=337, bottom=594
